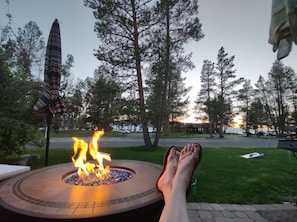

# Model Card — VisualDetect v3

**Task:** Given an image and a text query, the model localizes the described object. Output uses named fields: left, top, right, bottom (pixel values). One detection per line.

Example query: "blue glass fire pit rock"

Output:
left=64, top=168, right=133, bottom=186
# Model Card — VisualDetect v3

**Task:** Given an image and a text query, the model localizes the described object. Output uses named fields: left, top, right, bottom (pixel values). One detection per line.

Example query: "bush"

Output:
left=0, top=117, right=44, bottom=160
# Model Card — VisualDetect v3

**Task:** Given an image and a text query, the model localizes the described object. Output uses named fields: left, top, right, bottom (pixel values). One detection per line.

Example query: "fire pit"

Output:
left=0, top=160, right=164, bottom=221
left=0, top=130, right=164, bottom=221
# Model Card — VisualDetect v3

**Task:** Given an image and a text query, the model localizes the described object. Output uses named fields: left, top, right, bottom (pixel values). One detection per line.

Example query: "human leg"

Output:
left=156, top=146, right=179, bottom=199
left=158, top=143, right=202, bottom=222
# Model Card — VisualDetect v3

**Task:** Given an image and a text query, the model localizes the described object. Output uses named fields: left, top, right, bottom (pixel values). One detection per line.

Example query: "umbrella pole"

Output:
left=45, top=111, right=52, bottom=166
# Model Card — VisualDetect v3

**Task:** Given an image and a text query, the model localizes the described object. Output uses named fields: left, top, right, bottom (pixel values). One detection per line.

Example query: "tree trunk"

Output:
left=163, top=2, right=171, bottom=136
left=219, top=99, right=224, bottom=138
left=153, top=101, right=163, bottom=148
left=131, top=0, right=152, bottom=150
left=219, top=125, right=224, bottom=138
left=153, top=125, right=161, bottom=148
left=208, top=117, right=213, bottom=138
left=246, top=100, right=250, bottom=137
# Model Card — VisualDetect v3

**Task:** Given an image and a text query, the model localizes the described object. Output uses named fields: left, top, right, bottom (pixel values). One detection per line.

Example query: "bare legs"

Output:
left=157, top=144, right=201, bottom=222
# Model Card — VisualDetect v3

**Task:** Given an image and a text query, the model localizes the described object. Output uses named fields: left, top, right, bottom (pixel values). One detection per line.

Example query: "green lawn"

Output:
left=194, top=148, right=297, bottom=204
left=5, top=146, right=297, bottom=204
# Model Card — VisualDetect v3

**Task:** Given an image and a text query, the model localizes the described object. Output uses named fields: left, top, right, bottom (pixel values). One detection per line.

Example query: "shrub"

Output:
left=0, top=117, right=44, bottom=160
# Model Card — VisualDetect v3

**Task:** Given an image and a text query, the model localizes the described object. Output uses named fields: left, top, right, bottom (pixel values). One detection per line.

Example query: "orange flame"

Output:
left=71, top=130, right=111, bottom=180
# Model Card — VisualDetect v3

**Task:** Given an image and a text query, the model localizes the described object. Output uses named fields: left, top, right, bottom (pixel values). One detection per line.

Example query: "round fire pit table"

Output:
left=0, top=160, right=164, bottom=222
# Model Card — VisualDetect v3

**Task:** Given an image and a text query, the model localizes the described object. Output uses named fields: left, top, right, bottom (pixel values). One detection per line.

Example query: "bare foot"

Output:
left=157, top=147, right=179, bottom=198
left=173, top=144, right=201, bottom=193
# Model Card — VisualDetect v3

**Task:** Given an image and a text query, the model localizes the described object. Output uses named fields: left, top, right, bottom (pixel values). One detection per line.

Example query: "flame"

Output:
left=71, top=130, right=111, bottom=180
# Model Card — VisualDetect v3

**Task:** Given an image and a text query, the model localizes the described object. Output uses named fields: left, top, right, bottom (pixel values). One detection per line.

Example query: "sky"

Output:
left=1, top=0, right=297, bottom=123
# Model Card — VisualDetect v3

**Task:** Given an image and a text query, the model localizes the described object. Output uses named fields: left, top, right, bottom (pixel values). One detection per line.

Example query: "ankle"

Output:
left=172, top=174, right=189, bottom=193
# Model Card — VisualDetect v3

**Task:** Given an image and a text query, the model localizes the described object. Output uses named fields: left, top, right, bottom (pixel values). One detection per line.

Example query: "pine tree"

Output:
left=146, top=0, right=203, bottom=142
left=238, top=79, right=254, bottom=136
left=267, top=60, right=296, bottom=134
left=195, top=59, right=216, bottom=137
left=84, top=0, right=155, bottom=150
left=215, top=47, right=243, bottom=138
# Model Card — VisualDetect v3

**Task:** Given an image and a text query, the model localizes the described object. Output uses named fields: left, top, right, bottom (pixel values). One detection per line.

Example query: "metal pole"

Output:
left=45, top=111, right=52, bottom=166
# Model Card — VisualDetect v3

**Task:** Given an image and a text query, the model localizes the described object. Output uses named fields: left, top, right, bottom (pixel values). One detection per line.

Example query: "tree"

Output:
left=14, top=21, right=45, bottom=80
left=248, top=98, right=266, bottom=132
left=215, top=47, right=243, bottom=138
left=59, top=54, right=78, bottom=130
left=255, top=75, right=277, bottom=131
left=168, top=68, right=192, bottom=126
left=289, top=76, right=297, bottom=125
left=84, top=0, right=155, bottom=150
left=267, top=60, right=296, bottom=134
left=87, top=74, right=122, bottom=130
left=195, top=59, right=216, bottom=137
left=146, top=63, right=168, bottom=137
left=238, top=79, right=254, bottom=136
left=146, top=59, right=192, bottom=142
left=0, top=16, right=44, bottom=158
left=254, top=62, right=297, bottom=134
left=121, top=94, right=140, bottom=131
left=146, top=0, right=203, bottom=144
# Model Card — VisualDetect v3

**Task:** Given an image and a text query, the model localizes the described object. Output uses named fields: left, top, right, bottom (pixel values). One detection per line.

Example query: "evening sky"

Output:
left=1, top=0, right=296, bottom=123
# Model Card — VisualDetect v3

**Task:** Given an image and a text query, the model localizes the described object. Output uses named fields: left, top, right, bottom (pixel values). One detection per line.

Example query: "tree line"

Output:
left=83, top=0, right=204, bottom=150
left=195, top=47, right=297, bottom=138
left=0, top=0, right=203, bottom=156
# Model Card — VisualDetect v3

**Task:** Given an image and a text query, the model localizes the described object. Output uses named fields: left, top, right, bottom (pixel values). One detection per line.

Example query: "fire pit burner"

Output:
left=63, top=168, right=133, bottom=186
left=0, top=160, right=164, bottom=222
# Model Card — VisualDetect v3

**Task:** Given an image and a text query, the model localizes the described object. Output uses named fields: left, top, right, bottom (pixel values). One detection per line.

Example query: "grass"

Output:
left=194, top=148, right=297, bottom=204
left=9, top=146, right=296, bottom=205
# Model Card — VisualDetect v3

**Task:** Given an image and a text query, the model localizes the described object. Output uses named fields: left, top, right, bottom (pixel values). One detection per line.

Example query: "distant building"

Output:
left=168, top=122, right=210, bottom=133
